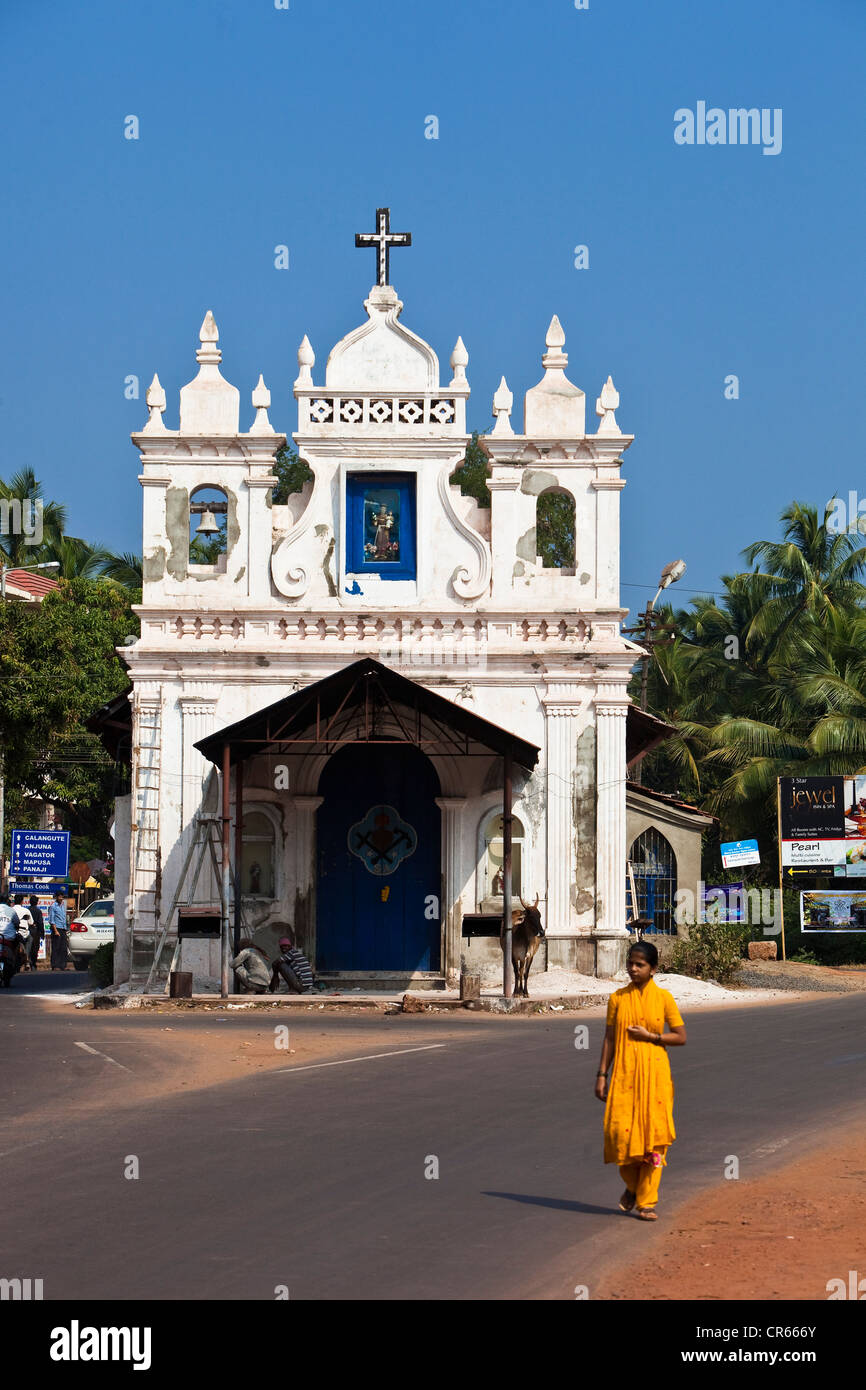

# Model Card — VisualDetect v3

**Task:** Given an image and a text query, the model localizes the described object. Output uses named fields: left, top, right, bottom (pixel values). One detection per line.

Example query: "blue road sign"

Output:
left=10, top=830, right=70, bottom=879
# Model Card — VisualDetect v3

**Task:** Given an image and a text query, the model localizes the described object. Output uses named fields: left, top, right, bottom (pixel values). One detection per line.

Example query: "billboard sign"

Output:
left=702, top=882, right=745, bottom=923
left=800, top=890, right=866, bottom=932
left=776, top=777, right=866, bottom=867
left=9, top=830, right=70, bottom=879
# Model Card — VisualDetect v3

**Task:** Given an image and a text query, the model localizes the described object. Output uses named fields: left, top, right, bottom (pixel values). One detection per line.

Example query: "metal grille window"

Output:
left=628, top=828, right=677, bottom=934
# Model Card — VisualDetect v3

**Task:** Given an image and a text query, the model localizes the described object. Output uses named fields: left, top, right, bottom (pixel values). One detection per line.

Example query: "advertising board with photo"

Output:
left=800, top=890, right=866, bottom=932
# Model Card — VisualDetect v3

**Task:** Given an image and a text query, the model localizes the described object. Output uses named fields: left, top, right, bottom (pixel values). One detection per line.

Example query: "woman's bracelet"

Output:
left=597, top=1071, right=608, bottom=1078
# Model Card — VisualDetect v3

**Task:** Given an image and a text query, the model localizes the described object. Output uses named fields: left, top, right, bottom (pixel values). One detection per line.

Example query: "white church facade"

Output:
left=115, top=211, right=641, bottom=992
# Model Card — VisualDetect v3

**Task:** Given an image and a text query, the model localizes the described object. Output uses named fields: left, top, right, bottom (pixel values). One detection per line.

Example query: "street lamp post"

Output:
left=0, top=560, right=61, bottom=891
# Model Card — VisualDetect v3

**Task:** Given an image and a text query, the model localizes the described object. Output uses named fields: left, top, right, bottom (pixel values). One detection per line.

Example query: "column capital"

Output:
left=435, top=797, right=467, bottom=811
left=291, top=795, right=324, bottom=813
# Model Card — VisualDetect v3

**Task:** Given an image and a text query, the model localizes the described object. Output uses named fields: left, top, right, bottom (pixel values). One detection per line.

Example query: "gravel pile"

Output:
left=733, top=960, right=866, bottom=993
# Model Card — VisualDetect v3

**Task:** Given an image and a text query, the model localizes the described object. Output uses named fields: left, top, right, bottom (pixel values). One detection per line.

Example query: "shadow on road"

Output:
left=3, top=967, right=93, bottom=997
left=483, top=1191, right=619, bottom=1217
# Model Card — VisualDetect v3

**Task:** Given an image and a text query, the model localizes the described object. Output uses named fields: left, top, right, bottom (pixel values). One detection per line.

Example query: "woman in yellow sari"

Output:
left=595, top=940, right=687, bottom=1221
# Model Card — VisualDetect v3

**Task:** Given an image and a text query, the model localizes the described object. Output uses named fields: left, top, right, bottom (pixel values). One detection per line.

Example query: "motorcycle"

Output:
left=0, top=934, right=26, bottom=987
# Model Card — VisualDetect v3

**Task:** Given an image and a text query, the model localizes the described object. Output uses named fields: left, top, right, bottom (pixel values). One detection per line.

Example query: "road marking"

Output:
left=276, top=1044, right=445, bottom=1075
left=74, top=1040, right=131, bottom=1071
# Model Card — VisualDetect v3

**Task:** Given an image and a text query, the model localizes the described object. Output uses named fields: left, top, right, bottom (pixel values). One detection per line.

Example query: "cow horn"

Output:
left=519, top=894, right=528, bottom=910
left=533, top=894, right=539, bottom=909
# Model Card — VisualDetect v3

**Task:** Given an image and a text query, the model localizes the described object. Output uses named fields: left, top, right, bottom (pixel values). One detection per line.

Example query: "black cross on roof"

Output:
left=355, top=207, right=411, bottom=287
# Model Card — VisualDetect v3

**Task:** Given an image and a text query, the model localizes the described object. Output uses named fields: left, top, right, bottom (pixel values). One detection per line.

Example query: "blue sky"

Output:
left=1, top=0, right=864, bottom=610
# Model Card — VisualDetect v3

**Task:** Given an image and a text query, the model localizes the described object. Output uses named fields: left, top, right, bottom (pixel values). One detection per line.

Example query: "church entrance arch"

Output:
left=316, top=744, right=441, bottom=972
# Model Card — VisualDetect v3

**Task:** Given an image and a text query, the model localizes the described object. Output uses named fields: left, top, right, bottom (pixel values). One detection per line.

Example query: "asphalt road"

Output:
left=2, top=993, right=864, bottom=1300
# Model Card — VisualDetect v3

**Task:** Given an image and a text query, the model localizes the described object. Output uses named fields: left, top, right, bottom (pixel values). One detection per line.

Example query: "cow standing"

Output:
left=501, top=894, right=544, bottom=997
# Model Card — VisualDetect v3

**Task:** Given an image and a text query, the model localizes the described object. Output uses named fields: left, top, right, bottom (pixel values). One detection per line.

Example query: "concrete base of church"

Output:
left=593, top=931, right=631, bottom=979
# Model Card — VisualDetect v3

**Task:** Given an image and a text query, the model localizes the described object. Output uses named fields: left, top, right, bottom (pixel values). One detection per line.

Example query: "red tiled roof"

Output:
left=4, top=569, right=61, bottom=598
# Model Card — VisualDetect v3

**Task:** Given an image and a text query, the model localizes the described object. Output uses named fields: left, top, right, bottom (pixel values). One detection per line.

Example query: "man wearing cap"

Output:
left=269, top=936, right=315, bottom=994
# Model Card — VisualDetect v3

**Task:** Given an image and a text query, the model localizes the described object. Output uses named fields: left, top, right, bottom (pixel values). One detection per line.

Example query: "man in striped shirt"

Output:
left=269, top=936, right=315, bottom=994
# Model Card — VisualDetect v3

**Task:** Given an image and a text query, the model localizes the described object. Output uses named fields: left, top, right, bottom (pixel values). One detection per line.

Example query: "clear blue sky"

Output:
left=1, top=0, right=863, bottom=609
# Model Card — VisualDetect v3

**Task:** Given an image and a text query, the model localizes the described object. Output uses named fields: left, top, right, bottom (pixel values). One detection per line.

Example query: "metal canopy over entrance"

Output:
left=194, top=659, right=539, bottom=997
left=194, top=658, right=539, bottom=769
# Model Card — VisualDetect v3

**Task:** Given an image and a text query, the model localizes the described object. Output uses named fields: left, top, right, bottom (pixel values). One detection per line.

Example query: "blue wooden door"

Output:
left=316, top=745, right=441, bottom=972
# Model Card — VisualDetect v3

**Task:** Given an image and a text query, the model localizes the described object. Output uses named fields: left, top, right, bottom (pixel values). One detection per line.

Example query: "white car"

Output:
left=68, top=899, right=115, bottom=968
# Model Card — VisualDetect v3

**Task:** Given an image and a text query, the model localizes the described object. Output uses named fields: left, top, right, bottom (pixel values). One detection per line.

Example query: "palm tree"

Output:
left=741, top=501, right=866, bottom=664
left=98, top=551, right=142, bottom=589
left=43, top=535, right=112, bottom=580
left=0, top=467, right=66, bottom=567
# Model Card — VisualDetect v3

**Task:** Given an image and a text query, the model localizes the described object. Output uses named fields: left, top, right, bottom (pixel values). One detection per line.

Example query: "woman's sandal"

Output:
left=618, top=1189, right=637, bottom=1213
left=636, top=1207, right=658, bottom=1221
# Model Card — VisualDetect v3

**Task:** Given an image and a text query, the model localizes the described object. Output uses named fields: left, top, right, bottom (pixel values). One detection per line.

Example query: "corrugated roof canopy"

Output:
left=194, top=658, right=539, bottom=770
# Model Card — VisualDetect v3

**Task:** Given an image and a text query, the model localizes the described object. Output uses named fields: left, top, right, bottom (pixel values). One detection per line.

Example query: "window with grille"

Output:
left=628, top=828, right=677, bottom=934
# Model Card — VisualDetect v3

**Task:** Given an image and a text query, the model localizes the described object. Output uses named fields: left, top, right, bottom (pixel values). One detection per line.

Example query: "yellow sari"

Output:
left=603, top=978, right=684, bottom=1166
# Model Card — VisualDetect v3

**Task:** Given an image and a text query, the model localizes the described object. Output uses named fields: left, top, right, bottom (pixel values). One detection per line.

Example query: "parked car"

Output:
left=68, top=899, right=115, bottom=969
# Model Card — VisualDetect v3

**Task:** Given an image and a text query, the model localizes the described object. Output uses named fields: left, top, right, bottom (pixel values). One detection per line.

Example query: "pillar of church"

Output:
left=246, top=472, right=280, bottom=601
left=542, top=696, right=579, bottom=952
left=487, top=474, right=519, bottom=599
left=291, top=796, right=323, bottom=959
left=593, top=684, right=631, bottom=977
left=592, top=475, right=626, bottom=608
left=179, top=688, right=221, bottom=828
left=435, top=797, right=466, bottom=986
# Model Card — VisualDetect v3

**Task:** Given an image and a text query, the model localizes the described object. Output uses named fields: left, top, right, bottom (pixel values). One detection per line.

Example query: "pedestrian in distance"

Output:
left=46, top=892, right=70, bottom=971
left=269, top=936, right=315, bottom=994
left=595, top=940, right=687, bottom=1221
left=231, top=938, right=270, bottom=994
left=27, top=896, right=45, bottom=972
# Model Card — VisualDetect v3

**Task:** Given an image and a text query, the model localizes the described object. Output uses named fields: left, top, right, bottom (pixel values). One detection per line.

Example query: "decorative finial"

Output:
left=296, top=334, right=315, bottom=385
left=196, top=310, right=222, bottom=366
left=142, top=373, right=167, bottom=433
left=491, top=375, right=514, bottom=435
left=595, top=375, right=621, bottom=435
left=250, top=374, right=274, bottom=434
left=542, top=314, right=568, bottom=369
left=449, top=336, right=469, bottom=386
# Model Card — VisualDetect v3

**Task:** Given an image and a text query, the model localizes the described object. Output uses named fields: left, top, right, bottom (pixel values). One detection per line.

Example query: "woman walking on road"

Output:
left=595, top=941, right=687, bottom=1221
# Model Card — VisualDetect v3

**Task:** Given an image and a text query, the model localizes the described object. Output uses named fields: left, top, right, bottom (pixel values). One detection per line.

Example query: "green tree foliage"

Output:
left=449, top=432, right=491, bottom=507
left=636, top=501, right=866, bottom=850
left=272, top=444, right=314, bottom=504
left=0, top=579, right=138, bottom=856
left=536, top=490, right=576, bottom=568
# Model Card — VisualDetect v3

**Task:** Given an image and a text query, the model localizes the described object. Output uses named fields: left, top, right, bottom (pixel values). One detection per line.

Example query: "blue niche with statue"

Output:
left=347, top=473, right=416, bottom=580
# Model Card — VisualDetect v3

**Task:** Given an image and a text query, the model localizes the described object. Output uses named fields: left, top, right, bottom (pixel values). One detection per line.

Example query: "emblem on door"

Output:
left=348, top=805, right=418, bottom=876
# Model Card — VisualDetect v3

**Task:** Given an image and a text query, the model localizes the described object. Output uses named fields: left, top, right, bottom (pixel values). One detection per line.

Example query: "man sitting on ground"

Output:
left=231, top=938, right=271, bottom=994
left=269, top=936, right=315, bottom=995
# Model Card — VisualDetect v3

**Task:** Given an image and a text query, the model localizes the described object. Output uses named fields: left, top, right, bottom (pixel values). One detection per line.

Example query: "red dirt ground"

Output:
left=596, top=1120, right=866, bottom=1300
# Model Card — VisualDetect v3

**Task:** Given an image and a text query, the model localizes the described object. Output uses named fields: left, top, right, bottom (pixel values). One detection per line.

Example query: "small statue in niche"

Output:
left=248, top=861, right=262, bottom=895
left=491, top=865, right=504, bottom=897
left=368, top=501, right=397, bottom=561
